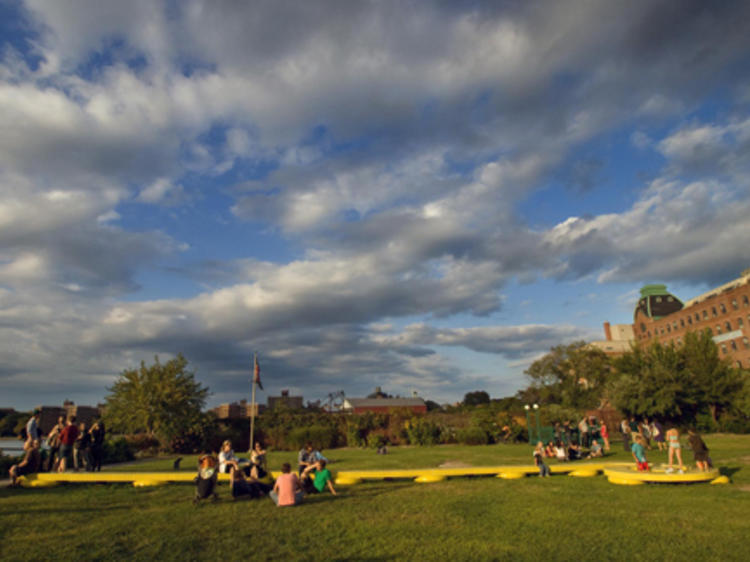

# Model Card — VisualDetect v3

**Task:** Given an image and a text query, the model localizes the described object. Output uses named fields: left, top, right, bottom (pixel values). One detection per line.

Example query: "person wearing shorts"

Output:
left=687, top=429, right=710, bottom=472
left=58, top=416, right=79, bottom=472
left=666, top=427, right=684, bottom=474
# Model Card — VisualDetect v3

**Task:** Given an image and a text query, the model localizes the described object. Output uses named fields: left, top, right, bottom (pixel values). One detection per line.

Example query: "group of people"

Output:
left=552, top=417, right=611, bottom=451
left=201, top=440, right=336, bottom=506
left=629, top=424, right=711, bottom=473
left=8, top=410, right=106, bottom=485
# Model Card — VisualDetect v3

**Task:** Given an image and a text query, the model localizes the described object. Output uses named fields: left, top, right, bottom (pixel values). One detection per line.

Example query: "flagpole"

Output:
left=249, top=352, right=256, bottom=454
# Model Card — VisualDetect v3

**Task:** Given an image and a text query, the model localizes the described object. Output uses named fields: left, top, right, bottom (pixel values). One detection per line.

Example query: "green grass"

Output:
left=2, top=435, right=750, bottom=561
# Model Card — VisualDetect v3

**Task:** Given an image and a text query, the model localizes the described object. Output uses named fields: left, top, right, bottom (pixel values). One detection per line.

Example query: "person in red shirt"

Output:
left=57, top=416, right=79, bottom=472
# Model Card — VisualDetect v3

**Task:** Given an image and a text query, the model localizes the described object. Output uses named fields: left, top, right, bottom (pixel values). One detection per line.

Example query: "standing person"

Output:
left=631, top=435, right=649, bottom=472
left=73, top=422, right=90, bottom=471
left=650, top=419, right=665, bottom=452
left=270, top=463, right=304, bottom=506
left=687, top=429, right=710, bottom=472
left=533, top=441, right=550, bottom=477
left=562, top=420, right=572, bottom=445
left=88, top=419, right=105, bottom=471
left=578, top=418, right=589, bottom=448
left=620, top=419, right=631, bottom=452
left=45, top=415, right=65, bottom=472
left=628, top=416, right=640, bottom=441
left=301, top=459, right=338, bottom=495
left=25, top=409, right=41, bottom=443
left=297, top=442, right=315, bottom=475
left=600, top=421, right=610, bottom=451
left=9, top=439, right=42, bottom=486
left=57, top=416, right=79, bottom=472
left=640, top=418, right=651, bottom=448
left=665, top=427, right=684, bottom=474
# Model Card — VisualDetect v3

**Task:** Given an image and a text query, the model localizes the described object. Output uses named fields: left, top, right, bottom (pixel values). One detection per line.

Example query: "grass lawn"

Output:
left=2, top=434, right=749, bottom=561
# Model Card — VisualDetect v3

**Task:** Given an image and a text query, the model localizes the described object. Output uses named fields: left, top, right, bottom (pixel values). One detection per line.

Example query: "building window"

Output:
left=716, top=325, right=722, bottom=334
left=731, top=340, right=738, bottom=351
left=732, top=299, right=739, bottom=310
left=667, top=296, right=674, bottom=302
left=739, top=317, right=744, bottom=328
left=656, top=296, right=662, bottom=303
left=737, top=360, right=743, bottom=369
left=721, top=344, right=727, bottom=354
left=680, top=318, right=685, bottom=328
left=743, top=337, right=749, bottom=349
left=647, top=331, right=651, bottom=338
left=744, top=295, right=749, bottom=306
left=712, top=306, right=718, bottom=317
left=667, top=324, right=671, bottom=333
left=640, top=322, right=646, bottom=333
left=703, top=310, right=708, bottom=320
left=720, top=303, right=727, bottom=314
left=725, top=321, right=732, bottom=331
left=707, top=328, right=713, bottom=336
left=688, top=316, right=693, bottom=325
left=660, top=328, right=665, bottom=335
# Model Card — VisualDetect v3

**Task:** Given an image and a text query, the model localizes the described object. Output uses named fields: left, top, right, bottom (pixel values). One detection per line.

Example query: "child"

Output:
left=533, top=442, right=550, bottom=477
left=631, top=435, right=649, bottom=472
left=665, top=427, right=684, bottom=474
left=687, top=429, right=709, bottom=472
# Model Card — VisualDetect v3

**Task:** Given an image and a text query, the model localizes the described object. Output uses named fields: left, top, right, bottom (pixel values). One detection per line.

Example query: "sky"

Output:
left=1, top=0, right=750, bottom=410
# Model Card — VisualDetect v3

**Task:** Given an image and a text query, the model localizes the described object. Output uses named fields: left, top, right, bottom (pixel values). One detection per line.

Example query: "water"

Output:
left=0, top=437, right=25, bottom=455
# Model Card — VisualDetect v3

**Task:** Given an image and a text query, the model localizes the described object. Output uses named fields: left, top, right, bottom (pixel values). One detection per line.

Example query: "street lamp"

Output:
left=533, top=404, right=542, bottom=445
left=524, top=404, right=532, bottom=444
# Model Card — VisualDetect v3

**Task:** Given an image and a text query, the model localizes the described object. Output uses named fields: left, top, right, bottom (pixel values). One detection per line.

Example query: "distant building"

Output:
left=342, top=389, right=427, bottom=414
left=267, top=390, right=304, bottom=411
left=212, top=399, right=262, bottom=420
left=631, top=273, right=750, bottom=368
left=599, top=270, right=750, bottom=369
left=34, top=401, right=102, bottom=433
left=588, top=322, right=635, bottom=356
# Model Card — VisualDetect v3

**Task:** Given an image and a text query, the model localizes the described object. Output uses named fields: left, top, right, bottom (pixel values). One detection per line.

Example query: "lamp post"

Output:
left=524, top=404, right=532, bottom=444
left=533, top=404, right=542, bottom=444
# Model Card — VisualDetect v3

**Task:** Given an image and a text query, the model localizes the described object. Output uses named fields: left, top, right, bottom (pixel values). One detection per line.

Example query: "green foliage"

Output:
left=0, top=411, right=30, bottom=437
left=524, top=342, right=611, bottom=410
left=610, top=331, right=743, bottom=426
left=101, top=437, right=136, bottom=464
left=287, top=425, right=339, bottom=450
left=456, top=426, right=490, bottom=445
left=103, top=355, right=210, bottom=450
left=404, top=417, right=442, bottom=445
left=463, top=391, right=490, bottom=407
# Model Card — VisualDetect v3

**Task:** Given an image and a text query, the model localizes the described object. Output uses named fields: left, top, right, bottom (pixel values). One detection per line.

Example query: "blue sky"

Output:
left=1, top=0, right=750, bottom=410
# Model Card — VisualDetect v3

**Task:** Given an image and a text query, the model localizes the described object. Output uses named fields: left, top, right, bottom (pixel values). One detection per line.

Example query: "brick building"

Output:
left=626, top=270, right=750, bottom=368
left=267, top=390, right=304, bottom=411
left=341, top=396, right=427, bottom=414
left=211, top=399, right=261, bottom=420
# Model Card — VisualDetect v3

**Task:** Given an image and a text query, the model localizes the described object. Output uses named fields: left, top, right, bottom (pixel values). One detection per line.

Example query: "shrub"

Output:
left=102, top=438, right=135, bottom=464
left=456, top=427, right=490, bottom=445
left=287, top=425, right=339, bottom=450
left=405, top=418, right=442, bottom=445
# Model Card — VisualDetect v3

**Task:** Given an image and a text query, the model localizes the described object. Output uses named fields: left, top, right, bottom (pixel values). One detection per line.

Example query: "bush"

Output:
left=102, top=438, right=135, bottom=464
left=718, top=415, right=750, bottom=434
left=367, top=430, right=388, bottom=449
left=456, top=427, right=490, bottom=445
left=405, top=418, right=442, bottom=445
left=287, top=425, right=339, bottom=450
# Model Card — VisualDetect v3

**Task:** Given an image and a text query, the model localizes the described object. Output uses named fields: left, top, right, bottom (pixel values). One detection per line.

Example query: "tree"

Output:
left=524, top=342, right=611, bottom=410
left=610, top=331, right=743, bottom=426
left=463, top=391, right=490, bottom=407
left=103, top=355, right=210, bottom=447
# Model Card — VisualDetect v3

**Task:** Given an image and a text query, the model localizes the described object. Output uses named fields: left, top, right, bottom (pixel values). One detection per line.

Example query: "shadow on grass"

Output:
left=720, top=466, right=741, bottom=478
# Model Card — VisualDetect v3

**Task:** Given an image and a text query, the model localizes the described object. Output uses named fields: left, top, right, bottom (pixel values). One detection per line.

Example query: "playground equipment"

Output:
left=17, top=461, right=728, bottom=488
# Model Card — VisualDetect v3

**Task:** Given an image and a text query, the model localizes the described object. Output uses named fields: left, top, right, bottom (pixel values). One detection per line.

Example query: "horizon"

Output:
left=2, top=1, right=750, bottom=410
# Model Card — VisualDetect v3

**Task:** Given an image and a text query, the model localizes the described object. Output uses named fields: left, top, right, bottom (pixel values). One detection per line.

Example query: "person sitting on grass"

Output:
left=567, top=442, right=583, bottom=461
left=586, top=439, right=603, bottom=459
left=301, top=459, right=338, bottom=495
left=297, top=442, right=316, bottom=475
left=533, top=442, right=550, bottom=477
left=554, top=440, right=568, bottom=462
left=229, top=464, right=267, bottom=500
left=687, top=429, right=710, bottom=472
left=9, top=439, right=42, bottom=486
left=270, top=462, right=304, bottom=507
left=631, top=434, right=649, bottom=472
left=218, top=440, right=247, bottom=474
left=544, top=441, right=556, bottom=458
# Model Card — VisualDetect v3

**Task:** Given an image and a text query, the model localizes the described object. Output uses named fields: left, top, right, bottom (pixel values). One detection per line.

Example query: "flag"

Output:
left=253, top=354, right=263, bottom=390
